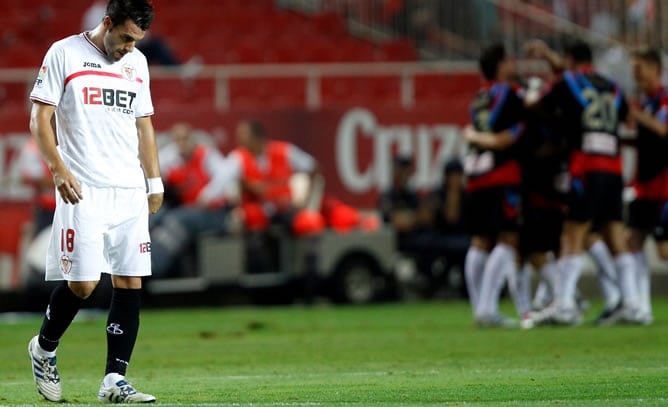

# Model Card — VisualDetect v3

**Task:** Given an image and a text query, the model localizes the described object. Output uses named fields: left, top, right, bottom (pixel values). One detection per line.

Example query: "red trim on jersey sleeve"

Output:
left=29, top=96, right=57, bottom=106
left=466, top=160, right=522, bottom=191
left=64, top=70, right=143, bottom=89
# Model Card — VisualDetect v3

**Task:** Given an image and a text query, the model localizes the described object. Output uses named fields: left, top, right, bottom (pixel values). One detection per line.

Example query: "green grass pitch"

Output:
left=1, top=299, right=667, bottom=406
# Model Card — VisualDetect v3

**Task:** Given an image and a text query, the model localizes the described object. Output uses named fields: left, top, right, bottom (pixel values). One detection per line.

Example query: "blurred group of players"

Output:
left=464, top=38, right=668, bottom=327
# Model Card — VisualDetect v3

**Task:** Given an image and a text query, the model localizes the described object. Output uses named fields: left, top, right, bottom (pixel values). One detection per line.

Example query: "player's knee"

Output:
left=111, top=275, right=143, bottom=289
left=67, top=281, right=98, bottom=299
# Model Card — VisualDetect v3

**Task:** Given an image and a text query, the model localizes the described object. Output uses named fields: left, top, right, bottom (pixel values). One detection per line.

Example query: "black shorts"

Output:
left=566, top=172, right=623, bottom=225
left=521, top=203, right=563, bottom=255
left=468, top=186, right=521, bottom=238
left=628, top=199, right=668, bottom=241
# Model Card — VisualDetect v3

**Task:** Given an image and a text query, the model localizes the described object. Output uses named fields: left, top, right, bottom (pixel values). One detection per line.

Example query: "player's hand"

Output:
left=148, top=192, right=164, bottom=214
left=524, top=39, right=550, bottom=59
left=53, top=166, right=83, bottom=204
left=462, top=125, right=479, bottom=144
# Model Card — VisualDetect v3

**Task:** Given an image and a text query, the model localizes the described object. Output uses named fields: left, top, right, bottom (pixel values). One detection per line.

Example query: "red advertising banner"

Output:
left=0, top=105, right=472, bottom=206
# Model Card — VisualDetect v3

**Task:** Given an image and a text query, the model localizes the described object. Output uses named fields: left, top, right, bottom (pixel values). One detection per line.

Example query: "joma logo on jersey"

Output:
left=83, top=61, right=102, bottom=68
left=139, top=242, right=151, bottom=253
left=82, top=86, right=136, bottom=113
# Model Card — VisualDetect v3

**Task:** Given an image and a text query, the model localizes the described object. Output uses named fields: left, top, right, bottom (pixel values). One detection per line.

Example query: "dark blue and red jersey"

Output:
left=634, top=86, right=668, bottom=200
left=465, top=81, right=525, bottom=191
left=517, top=114, right=569, bottom=210
left=539, top=66, right=629, bottom=177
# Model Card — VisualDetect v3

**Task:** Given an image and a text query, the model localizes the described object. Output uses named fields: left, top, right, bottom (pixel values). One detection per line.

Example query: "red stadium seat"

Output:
left=381, top=39, right=417, bottom=62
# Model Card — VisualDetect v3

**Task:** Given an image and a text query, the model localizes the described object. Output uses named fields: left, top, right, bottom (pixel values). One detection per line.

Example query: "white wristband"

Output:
left=147, top=177, right=164, bottom=195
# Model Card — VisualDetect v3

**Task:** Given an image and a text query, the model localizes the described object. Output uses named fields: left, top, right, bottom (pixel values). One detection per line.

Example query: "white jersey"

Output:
left=30, top=33, right=154, bottom=189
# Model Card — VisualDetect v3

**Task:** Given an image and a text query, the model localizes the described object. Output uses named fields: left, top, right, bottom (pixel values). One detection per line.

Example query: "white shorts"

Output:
left=45, top=183, right=152, bottom=281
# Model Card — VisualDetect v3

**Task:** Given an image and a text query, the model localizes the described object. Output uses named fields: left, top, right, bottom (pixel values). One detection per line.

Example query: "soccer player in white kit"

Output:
left=27, top=0, right=162, bottom=403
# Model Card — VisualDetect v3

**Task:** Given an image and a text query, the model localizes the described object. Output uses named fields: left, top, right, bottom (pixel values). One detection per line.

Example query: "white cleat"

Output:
left=98, top=379, right=156, bottom=403
left=527, top=303, right=582, bottom=327
left=476, top=313, right=518, bottom=328
left=28, top=335, right=62, bottom=402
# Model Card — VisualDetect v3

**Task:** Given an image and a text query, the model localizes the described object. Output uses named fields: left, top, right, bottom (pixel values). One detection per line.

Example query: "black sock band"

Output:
left=38, top=281, right=84, bottom=352
left=105, top=288, right=141, bottom=376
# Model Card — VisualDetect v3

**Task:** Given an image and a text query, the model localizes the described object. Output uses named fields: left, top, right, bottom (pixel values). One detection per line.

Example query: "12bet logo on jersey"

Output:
left=82, top=86, right=136, bottom=115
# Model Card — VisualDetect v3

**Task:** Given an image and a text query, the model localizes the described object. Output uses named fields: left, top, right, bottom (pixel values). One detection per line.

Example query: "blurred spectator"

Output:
left=423, top=159, right=471, bottom=291
left=378, top=156, right=435, bottom=275
left=15, top=137, right=55, bottom=237
left=149, top=123, right=236, bottom=277
left=429, top=159, right=468, bottom=236
left=389, top=0, right=435, bottom=47
left=81, top=0, right=179, bottom=66
left=81, top=0, right=107, bottom=32
left=228, top=120, right=325, bottom=302
left=15, top=137, right=58, bottom=303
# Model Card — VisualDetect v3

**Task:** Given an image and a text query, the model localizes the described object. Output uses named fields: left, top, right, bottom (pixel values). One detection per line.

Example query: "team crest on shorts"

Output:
left=122, top=63, right=136, bottom=81
left=60, top=254, right=72, bottom=275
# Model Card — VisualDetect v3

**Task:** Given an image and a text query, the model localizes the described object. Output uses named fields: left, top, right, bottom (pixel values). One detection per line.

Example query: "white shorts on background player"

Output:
left=45, top=183, right=151, bottom=281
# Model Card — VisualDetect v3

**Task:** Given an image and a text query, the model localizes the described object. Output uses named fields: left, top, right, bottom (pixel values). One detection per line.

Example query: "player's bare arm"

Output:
left=29, top=101, right=83, bottom=204
left=631, top=106, right=668, bottom=136
left=137, top=115, right=163, bottom=213
left=302, top=165, right=322, bottom=209
left=463, top=124, right=518, bottom=150
left=525, top=39, right=564, bottom=72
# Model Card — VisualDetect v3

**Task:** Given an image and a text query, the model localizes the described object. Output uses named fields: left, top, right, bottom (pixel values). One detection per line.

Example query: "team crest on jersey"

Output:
left=122, top=63, right=136, bottom=81
left=35, top=66, right=47, bottom=88
left=60, top=254, right=72, bottom=275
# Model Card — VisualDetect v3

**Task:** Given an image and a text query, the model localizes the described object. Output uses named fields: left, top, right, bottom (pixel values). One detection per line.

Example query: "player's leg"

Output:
left=586, top=232, right=622, bottom=320
left=627, top=198, right=654, bottom=323
left=522, top=203, right=562, bottom=312
left=598, top=174, right=644, bottom=323
left=98, top=187, right=154, bottom=403
left=529, top=252, right=557, bottom=310
left=29, top=183, right=106, bottom=402
left=546, top=173, right=595, bottom=323
left=464, top=188, right=492, bottom=315
left=475, top=187, right=521, bottom=326
left=555, top=219, right=590, bottom=311
left=508, top=260, right=532, bottom=320
left=465, top=235, right=491, bottom=315
left=602, top=220, right=643, bottom=322
left=476, top=229, right=519, bottom=326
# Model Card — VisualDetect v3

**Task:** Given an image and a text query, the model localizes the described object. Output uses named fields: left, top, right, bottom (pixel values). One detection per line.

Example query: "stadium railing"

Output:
left=0, top=60, right=552, bottom=114
left=280, top=0, right=664, bottom=58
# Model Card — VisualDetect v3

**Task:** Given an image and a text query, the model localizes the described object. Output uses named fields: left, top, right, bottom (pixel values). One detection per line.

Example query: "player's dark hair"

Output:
left=564, top=40, right=592, bottom=64
left=247, top=121, right=267, bottom=139
left=106, top=0, right=154, bottom=31
left=632, top=47, right=662, bottom=70
left=479, top=43, right=506, bottom=81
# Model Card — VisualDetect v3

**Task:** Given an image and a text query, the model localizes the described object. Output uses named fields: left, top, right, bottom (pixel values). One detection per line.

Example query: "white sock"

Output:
left=508, top=263, right=532, bottom=316
left=633, top=251, right=651, bottom=315
left=464, top=246, right=488, bottom=315
left=616, top=253, right=640, bottom=310
left=533, top=280, right=550, bottom=308
left=475, top=243, right=516, bottom=318
left=103, top=373, right=125, bottom=388
left=557, top=254, right=584, bottom=311
left=531, top=257, right=558, bottom=308
left=588, top=240, right=621, bottom=308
